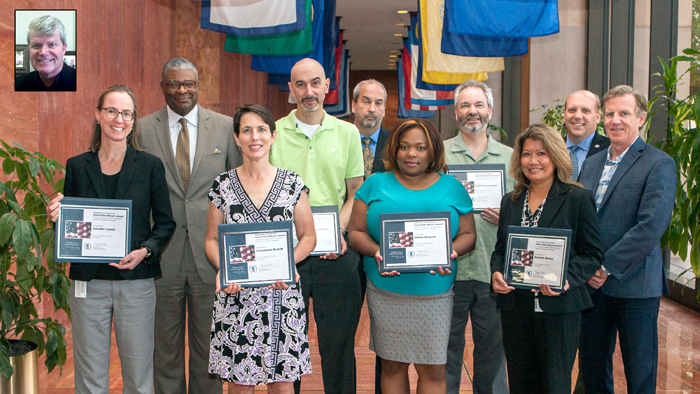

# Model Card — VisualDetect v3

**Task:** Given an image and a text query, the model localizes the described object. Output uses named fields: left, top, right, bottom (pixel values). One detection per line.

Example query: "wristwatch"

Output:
left=141, top=246, right=153, bottom=259
left=340, top=227, right=348, bottom=236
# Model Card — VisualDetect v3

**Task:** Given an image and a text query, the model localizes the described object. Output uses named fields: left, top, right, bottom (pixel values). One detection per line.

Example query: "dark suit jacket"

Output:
left=585, top=132, right=610, bottom=158
left=578, top=137, right=676, bottom=298
left=15, top=64, right=76, bottom=91
left=370, top=126, right=392, bottom=174
left=64, top=147, right=176, bottom=281
left=490, top=180, right=604, bottom=313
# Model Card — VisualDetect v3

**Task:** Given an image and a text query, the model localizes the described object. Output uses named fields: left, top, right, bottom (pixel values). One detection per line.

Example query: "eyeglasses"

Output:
left=164, top=80, right=198, bottom=92
left=102, top=107, right=134, bottom=121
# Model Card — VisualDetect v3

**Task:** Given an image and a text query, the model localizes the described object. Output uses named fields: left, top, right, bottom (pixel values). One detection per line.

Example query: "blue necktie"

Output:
left=570, top=145, right=579, bottom=181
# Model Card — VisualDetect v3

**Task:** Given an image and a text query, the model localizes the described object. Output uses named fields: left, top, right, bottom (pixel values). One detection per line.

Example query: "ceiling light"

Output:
left=396, top=23, right=404, bottom=26
left=393, top=33, right=403, bottom=37
left=390, top=55, right=398, bottom=58
left=397, top=10, right=409, bottom=14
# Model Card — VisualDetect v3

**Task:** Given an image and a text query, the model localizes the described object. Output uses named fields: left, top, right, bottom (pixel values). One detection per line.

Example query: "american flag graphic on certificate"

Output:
left=229, top=245, right=256, bottom=263
left=65, top=221, right=92, bottom=239
left=388, top=231, right=414, bottom=248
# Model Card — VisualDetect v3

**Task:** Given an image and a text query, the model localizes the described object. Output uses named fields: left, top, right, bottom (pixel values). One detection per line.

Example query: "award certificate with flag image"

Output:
left=449, top=164, right=506, bottom=213
left=379, top=211, right=452, bottom=273
left=218, top=220, right=295, bottom=289
left=55, top=197, right=132, bottom=264
left=503, top=226, right=572, bottom=293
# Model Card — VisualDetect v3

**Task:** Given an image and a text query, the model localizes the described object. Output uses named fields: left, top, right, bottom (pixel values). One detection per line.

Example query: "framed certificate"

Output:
left=379, top=211, right=452, bottom=273
left=218, top=220, right=295, bottom=289
left=450, top=164, right=506, bottom=212
left=503, top=226, right=572, bottom=292
left=54, top=197, right=132, bottom=264
left=309, top=205, right=341, bottom=256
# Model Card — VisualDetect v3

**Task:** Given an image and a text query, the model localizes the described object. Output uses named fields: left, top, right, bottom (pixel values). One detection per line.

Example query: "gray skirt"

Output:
left=366, top=279, right=454, bottom=365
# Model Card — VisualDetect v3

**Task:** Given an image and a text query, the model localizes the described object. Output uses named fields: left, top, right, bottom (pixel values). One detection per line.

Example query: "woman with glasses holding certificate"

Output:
left=348, top=119, right=476, bottom=393
left=205, top=104, right=316, bottom=393
left=490, top=124, right=604, bottom=394
left=46, top=85, right=176, bottom=394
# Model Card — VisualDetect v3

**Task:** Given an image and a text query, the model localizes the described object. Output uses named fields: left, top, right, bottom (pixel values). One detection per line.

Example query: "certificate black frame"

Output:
left=449, top=164, right=507, bottom=213
left=503, top=226, right=572, bottom=293
left=379, top=211, right=453, bottom=273
left=309, top=205, right=341, bottom=256
left=218, top=220, right=295, bottom=289
left=54, top=197, right=132, bottom=264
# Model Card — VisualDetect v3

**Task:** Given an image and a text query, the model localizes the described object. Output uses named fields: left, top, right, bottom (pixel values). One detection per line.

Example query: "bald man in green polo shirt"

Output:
left=270, top=58, right=364, bottom=394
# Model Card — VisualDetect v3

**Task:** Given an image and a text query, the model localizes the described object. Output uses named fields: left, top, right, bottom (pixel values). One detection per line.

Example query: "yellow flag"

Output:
left=419, top=0, right=504, bottom=81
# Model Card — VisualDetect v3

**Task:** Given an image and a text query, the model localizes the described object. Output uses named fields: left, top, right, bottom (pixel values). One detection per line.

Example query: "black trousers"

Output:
left=294, top=237, right=363, bottom=394
left=501, top=290, right=580, bottom=394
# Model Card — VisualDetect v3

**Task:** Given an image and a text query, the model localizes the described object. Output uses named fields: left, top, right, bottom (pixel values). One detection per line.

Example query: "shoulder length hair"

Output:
left=383, top=119, right=447, bottom=174
left=510, top=123, right=579, bottom=200
left=89, top=85, right=142, bottom=152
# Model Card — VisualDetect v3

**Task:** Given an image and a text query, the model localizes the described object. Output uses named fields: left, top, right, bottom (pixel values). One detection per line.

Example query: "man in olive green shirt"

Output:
left=444, top=80, right=513, bottom=394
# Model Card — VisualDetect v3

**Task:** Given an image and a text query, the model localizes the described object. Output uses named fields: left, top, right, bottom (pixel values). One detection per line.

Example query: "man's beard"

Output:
left=360, top=114, right=379, bottom=128
left=300, top=96, right=320, bottom=112
left=458, top=113, right=489, bottom=134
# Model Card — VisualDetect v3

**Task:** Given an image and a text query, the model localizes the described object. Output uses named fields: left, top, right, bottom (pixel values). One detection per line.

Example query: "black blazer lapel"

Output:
left=85, top=152, right=107, bottom=199
left=536, top=181, right=568, bottom=228
left=114, top=147, right=137, bottom=199
left=587, top=133, right=610, bottom=158
left=372, top=126, right=391, bottom=174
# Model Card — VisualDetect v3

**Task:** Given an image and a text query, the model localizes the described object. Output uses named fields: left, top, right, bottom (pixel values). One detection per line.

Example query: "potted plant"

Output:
left=0, top=140, right=70, bottom=389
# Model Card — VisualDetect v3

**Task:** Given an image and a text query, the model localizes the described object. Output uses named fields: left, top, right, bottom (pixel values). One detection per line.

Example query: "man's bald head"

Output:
left=289, top=58, right=329, bottom=113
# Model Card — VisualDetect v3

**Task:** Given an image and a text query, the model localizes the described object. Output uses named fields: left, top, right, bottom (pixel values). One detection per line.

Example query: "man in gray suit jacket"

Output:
left=578, top=85, right=676, bottom=394
left=138, top=58, right=240, bottom=394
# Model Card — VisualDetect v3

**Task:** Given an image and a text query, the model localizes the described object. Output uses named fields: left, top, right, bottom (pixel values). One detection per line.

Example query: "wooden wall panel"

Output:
left=1, top=0, right=290, bottom=328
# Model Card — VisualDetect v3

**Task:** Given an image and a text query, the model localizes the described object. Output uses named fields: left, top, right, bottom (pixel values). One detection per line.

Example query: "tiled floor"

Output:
left=38, top=296, right=700, bottom=393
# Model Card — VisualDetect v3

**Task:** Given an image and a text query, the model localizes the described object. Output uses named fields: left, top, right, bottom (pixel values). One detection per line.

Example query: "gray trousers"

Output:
left=446, top=280, right=509, bottom=394
left=154, top=236, right=222, bottom=394
left=70, top=278, right=156, bottom=394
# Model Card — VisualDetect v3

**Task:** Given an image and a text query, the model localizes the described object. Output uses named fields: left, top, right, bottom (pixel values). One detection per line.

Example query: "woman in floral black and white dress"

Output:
left=205, top=104, right=316, bottom=393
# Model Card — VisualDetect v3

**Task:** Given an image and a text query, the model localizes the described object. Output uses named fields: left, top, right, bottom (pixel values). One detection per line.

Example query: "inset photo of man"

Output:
left=15, top=9, right=77, bottom=92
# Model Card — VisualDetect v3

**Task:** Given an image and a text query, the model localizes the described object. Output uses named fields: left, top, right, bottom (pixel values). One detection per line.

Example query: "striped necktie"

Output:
left=176, top=118, right=191, bottom=191
left=569, top=145, right=579, bottom=181
left=362, top=138, right=374, bottom=179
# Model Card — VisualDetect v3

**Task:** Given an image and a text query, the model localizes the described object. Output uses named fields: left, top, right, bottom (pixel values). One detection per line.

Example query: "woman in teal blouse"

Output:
left=349, top=119, right=476, bottom=393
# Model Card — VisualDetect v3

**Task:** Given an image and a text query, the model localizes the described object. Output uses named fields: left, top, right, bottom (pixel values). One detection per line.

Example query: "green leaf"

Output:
left=1, top=158, right=15, bottom=175
left=0, top=213, right=18, bottom=245
left=12, top=219, right=33, bottom=259
left=0, top=181, right=17, bottom=202
left=0, top=338, right=13, bottom=380
left=28, top=156, right=40, bottom=177
left=14, top=261, right=32, bottom=294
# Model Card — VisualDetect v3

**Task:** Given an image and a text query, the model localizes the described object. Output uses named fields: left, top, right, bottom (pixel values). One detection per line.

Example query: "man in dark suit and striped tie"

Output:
left=352, top=79, right=392, bottom=179
left=563, top=90, right=610, bottom=181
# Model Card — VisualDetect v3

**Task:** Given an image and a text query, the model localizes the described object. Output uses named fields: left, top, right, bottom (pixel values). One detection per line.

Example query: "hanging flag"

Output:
left=324, top=30, right=344, bottom=105
left=408, top=14, right=487, bottom=88
left=419, top=1, right=504, bottom=75
left=404, top=41, right=454, bottom=107
left=445, top=0, right=559, bottom=38
left=325, top=47, right=350, bottom=117
left=440, top=3, right=528, bottom=57
left=251, top=0, right=335, bottom=78
left=202, top=0, right=305, bottom=36
left=224, top=0, right=312, bottom=55
left=397, top=60, right=435, bottom=118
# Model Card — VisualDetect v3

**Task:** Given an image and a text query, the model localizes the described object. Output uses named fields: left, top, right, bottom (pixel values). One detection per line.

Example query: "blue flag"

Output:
left=397, top=60, right=435, bottom=118
left=324, top=47, right=349, bottom=117
left=440, top=4, right=528, bottom=57
left=408, top=17, right=460, bottom=92
left=201, top=0, right=305, bottom=36
left=251, top=0, right=335, bottom=79
left=445, top=0, right=559, bottom=38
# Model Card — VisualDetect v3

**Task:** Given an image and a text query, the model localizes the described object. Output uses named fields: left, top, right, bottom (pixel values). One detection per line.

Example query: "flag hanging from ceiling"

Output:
left=397, top=59, right=436, bottom=118
left=324, top=30, right=344, bottom=105
left=403, top=42, right=454, bottom=107
left=440, top=3, right=528, bottom=57
left=224, top=0, right=312, bottom=55
left=408, top=14, right=487, bottom=87
left=202, top=0, right=305, bottom=36
left=325, top=48, right=350, bottom=117
left=251, top=0, right=335, bottom=78
left=419, top=1, right=504, bottom=74
left=445, top=0, right=559, bottom=38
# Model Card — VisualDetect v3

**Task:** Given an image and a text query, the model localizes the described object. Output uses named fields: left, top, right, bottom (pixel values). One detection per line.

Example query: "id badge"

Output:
left=75, top=280, right=87, bottom=298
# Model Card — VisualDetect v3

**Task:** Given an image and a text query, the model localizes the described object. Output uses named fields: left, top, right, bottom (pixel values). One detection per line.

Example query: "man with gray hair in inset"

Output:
left=16, top=14, right=76, bottom=91
left=443, top=79, right=512, bottom=394
left=139, top=58, right=241, bottom=394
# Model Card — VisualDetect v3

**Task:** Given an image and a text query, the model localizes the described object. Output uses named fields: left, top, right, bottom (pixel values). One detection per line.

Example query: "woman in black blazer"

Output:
left=490, top=124, right=603, bottom=394
left=47, top=85, right=175, bottom=394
